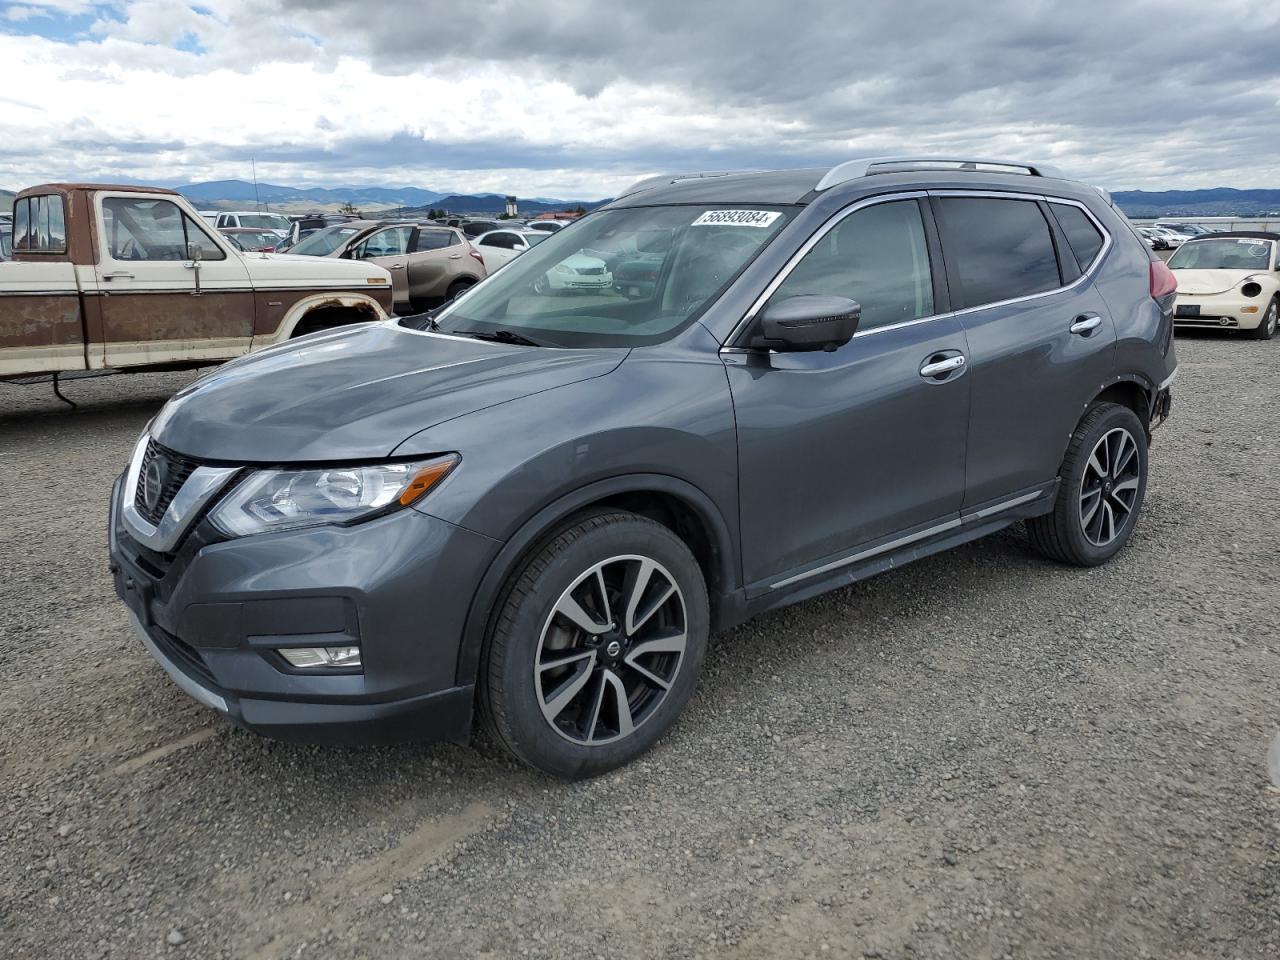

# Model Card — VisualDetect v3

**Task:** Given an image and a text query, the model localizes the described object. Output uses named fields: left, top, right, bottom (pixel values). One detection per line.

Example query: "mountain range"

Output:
left=174, top=180, right=601, bottom=215
left=1109, top=188, right=1280, bottom=218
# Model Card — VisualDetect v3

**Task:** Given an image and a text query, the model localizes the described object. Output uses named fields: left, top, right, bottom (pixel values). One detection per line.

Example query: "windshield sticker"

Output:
left=1236, top=238, right=1268, bottom=245
left=692, top=210, right=782, bottom=229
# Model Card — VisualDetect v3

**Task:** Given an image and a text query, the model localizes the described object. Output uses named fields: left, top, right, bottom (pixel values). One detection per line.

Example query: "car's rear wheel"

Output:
left=480, top=510, right=708, bottom=778
left=1026, top=402, right=1148, bottom=567
left=446, top=278, right=475, bottom=302
left=1249, top=296, right=1278, bottom=340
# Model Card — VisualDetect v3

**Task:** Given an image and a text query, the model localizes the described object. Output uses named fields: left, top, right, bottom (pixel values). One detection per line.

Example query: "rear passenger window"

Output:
left=935, top=197, right=1061, bottom=309
left=769, top=199, right=934, bottom=331
left=414, top=229, right=456, bottom=252
left=1050, top=202, right=1105, bottom=270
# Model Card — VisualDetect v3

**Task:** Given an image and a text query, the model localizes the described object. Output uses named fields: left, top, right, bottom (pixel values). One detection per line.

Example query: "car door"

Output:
left=405, top=227, right=464, bottom=301
left=930, top=193, right=1118, bottom=510
left=726, top=196, right=971, bottom=589
left=477, top=231, right=523, bottom=271
left=351, top=225, right=414, bottom=308
left=92, top=194, right=254, bottom=369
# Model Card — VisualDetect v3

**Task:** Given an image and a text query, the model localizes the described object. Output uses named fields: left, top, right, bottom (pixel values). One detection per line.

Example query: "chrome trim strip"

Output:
left=726, top=190, right=1112, bottom=348
left=129, top=613, right=228, bottom=713
left=120, top=435, right=239, bottom=553
left=769, top=517, right=963, bottom=590
left=972, top=489, right=1044, bottom=520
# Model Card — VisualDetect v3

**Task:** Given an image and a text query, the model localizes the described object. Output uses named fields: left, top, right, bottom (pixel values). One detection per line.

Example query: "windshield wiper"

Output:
left=457, top=328, right=547, bottom=347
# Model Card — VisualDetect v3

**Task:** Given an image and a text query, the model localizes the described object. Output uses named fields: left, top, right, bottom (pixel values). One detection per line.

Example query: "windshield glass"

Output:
left=1168, top=238, right=1275, bottom=270
left=290, top=225, right=362, bottom=256
left=417, top=205, right=792, bottom=347
left=522, top=232, right=547, bottom=246
left=237, top=214, right=291, bottom=231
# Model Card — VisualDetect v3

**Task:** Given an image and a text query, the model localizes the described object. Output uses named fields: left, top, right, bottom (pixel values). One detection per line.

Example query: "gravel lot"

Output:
left=2, top=332, right=1278, bottom=960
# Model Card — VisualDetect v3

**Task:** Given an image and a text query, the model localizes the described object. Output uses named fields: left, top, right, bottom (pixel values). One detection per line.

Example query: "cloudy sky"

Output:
left=1, top=0, right=1278, bottom=198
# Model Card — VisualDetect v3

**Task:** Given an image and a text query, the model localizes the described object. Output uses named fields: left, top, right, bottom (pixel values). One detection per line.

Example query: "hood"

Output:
left=238, top=251, right=391, bottom=289
left=151, top=322, right=626, bottom=462
left=1173, top=269, right=1258, bottom=296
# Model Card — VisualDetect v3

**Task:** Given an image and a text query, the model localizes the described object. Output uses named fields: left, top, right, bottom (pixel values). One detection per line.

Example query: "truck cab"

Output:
left=0, top=184, right=395, bottom=381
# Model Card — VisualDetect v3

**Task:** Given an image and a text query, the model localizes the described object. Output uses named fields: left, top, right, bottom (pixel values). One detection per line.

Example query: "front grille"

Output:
left=133, top=439, right=200, bottom=526
left=576, top=266, right=605, bottom=276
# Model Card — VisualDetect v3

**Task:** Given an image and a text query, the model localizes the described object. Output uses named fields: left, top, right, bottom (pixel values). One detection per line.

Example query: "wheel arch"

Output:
left=268, top=292, right=390, bottom=344
left=1089, top=376, right=1152, bottom=430
left=453, top=473, right=740, bottom=689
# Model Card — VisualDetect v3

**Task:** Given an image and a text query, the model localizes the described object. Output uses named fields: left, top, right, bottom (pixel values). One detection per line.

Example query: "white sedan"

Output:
left=473, top=229, right=613, bottom=292
left=1168, top=232, right=1280, bottom=340
left=473, top=228, right=549, bottom=271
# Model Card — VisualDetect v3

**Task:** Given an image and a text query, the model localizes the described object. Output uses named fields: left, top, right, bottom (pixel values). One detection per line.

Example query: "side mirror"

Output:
left=755, top=295, right=861, bottom=352
left=186, top=241, right=203, bottom=263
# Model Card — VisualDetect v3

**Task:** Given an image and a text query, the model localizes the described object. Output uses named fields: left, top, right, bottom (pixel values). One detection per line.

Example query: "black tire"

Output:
left=480, top=510, right=709, bottom=779
left=1026, top=402, right=1148, bottom=567
left=1249, top=296, right=1278, bottom=340
left=446, top=279, right=475, bottom=302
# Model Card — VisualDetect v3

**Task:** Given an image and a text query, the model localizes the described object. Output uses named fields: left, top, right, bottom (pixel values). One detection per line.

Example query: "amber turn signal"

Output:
left=399, top=456, right=460, bottom=506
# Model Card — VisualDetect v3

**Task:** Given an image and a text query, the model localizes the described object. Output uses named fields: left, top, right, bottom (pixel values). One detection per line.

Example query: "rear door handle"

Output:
left=920, top=354, right=966, bottom=379
left=1070, top=314, right=1102, bottom=336
left=388, top=263, right=405, bottom=270
left=448, top=253, right=463, bottom=259
left=101, top=271, right=134, bottom=281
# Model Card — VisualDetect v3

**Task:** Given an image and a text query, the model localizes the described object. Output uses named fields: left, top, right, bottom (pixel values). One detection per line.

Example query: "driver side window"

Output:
left=357, top=226, right=412, bottom=258
left=770, top=200, right=934, bottom=332
left=102, top=198, right=226, bottom=262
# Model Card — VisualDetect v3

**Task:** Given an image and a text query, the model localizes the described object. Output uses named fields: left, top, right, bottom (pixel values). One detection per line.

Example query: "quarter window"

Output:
left=1050, top=202, right=1105, bottom=270
left=10, top=194, right=68, bottom=253
left=935, top=197, right=1061, bottom=309
left=768, top=199, right=934, bottom=332
left=414, top=228, right=457, bottom=252
left=480, top=232, right=519, bottom=250
left=102, top=197, right=226, bottom=262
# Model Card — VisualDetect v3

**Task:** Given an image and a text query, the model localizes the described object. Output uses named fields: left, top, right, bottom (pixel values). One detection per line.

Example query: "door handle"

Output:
left=1070, top=314, right=1102, bottom=336
left=920, top=354, right=966, bottom=379
left=448, top=253, right=463, bottom=259
left=101, top=271, right=134, bottom=281
left=388, top=263, right=405, bottom=270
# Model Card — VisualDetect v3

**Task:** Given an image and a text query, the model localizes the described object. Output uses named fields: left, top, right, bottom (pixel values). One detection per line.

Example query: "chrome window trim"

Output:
left=120, top=434, right=239, bottom=553
left=723, top=189, right=1113, bottom=350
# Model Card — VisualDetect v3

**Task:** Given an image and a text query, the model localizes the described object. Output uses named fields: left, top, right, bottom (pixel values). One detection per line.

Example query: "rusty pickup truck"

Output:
left=1, top=183, right=395, bottom=381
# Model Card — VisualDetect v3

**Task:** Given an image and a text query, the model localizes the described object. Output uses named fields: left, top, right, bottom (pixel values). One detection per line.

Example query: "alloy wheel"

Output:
left=1265, top=301, right=1278, bottom=336
left=1079, top=427, right=1141, bottom=547
left=534, top=555, right=687, bottom=745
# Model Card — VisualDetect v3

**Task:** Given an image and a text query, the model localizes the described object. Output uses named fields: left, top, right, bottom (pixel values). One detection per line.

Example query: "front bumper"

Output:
left=1174, top=295, right=1267, bottom=329
left=109, top=473, right=500, bottom=744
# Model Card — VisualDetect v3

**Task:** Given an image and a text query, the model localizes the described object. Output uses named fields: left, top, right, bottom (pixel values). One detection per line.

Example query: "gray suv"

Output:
left=109, top=157, right=1179, bottom=778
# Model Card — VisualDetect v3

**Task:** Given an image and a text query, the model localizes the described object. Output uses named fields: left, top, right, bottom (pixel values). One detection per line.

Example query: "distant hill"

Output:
left=1112, top=188, right=1280, bottom=218
left=380, top=193, right=605, bottom=217
left=178, top=179, right=447, bottom=213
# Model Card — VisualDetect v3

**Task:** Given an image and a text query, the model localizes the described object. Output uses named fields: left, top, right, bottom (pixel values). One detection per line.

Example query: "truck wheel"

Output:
left=480, top=510, right=708, bottom=779
left=1026, top=402, right=1148, bottom=567
left=1249, top=296, right=1277, bottom=340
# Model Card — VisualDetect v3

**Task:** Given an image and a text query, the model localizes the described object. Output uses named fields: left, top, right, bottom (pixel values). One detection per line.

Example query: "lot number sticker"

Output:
left=692, top=210, right=781, bottom=228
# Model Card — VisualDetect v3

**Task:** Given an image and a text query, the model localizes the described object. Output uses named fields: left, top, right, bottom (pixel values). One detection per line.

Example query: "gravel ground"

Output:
left=1, top=333, right=1278, bottom=960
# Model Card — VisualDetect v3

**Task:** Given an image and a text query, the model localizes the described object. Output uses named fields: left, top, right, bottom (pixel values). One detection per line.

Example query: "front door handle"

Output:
left=920, top=354, right=966, bottom=379
left=388, top=263, right=405, bottom=270
left=448, top=253, right=463, bottom=259
left=101, top=271, right=134, bottom=281
left=1070, top=314, right=1102, bottom=336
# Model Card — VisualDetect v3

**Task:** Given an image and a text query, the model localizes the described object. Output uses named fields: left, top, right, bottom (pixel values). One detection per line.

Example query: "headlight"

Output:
left=554, top=264, right=574, bottom=274
left=208, top=454, right=458, bottom=538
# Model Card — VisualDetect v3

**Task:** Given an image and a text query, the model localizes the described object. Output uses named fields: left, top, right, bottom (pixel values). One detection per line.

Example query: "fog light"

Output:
left=278, top=646, right=362, bottom=669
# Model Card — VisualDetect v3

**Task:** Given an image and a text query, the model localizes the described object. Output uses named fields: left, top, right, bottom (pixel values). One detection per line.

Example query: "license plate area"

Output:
left=1176, top=304, right=1200, bottom=317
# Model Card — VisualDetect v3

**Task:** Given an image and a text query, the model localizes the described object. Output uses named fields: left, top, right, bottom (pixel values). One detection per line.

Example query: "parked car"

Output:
left=1154, top=221, right=1216, bottom=237
left=471, top=227, right=548, bottom=271
left=272, top=229, right=318, bottom=254
left=527, top=220, right=566, bottom=233
left=1149, top=226, right=1190, bottom=248
left=1135, top=226, right=1170, bottom=251
left=212, top=211, right=293, bottom=238
left=1, top=184, right=393, bottom=381
left=197, top=210, right=220, bottom=227
left=108, top=156, right=1177, bottom=778
left=219, top=227, right=281, bottom=253
left=460, top=219, right=503, bottom=239
left=0, top=228, right=10, bottom=261
left=287, top=220, right=487, bottom=311
left=1167, top=232, right=1280, bottom=339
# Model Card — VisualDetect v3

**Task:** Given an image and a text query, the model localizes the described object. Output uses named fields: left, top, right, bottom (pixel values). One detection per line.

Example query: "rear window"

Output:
left=1050, top=202, right=1105, bottom=270
left=935, top=197, right=1061, bottom=309
left=11, top=194, right=67, bottom=253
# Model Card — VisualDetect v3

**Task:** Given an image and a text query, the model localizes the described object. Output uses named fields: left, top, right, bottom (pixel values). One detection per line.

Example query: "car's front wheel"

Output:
left=1249, top=296, right=1278, bottom=340
left=1026, top=402, right=1148, bottom=567
left=480, top=510, right=708, bottom=778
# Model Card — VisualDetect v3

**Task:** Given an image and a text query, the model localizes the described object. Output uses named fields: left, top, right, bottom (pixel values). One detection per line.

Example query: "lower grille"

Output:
left=134, top=440, right=200, bottom=526
left=152, top=625, right=217, bottom=688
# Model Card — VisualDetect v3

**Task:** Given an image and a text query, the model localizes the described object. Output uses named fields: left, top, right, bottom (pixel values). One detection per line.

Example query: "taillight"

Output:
left=1150, top=260, right=1177, bottom=300
left=469, top=244, right=485, bottom=265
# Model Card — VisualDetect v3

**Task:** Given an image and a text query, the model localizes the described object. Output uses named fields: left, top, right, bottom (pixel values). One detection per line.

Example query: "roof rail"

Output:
left=616, top=171, right=737, bottom=200
left=815, top=157, right=1067, bottom=192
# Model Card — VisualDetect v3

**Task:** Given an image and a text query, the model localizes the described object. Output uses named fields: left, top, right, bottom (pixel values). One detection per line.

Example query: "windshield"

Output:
left=290, top=225, right=362, bottom=256
left=235, top=231, right=277, bottom=247
left=237, top=214, right=291, bottom=231
left=415, top=205, right=793, bottom=347
left=1168, top=238, right=1275, bottom=271
left=523, top=232, right=547, bottom=246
